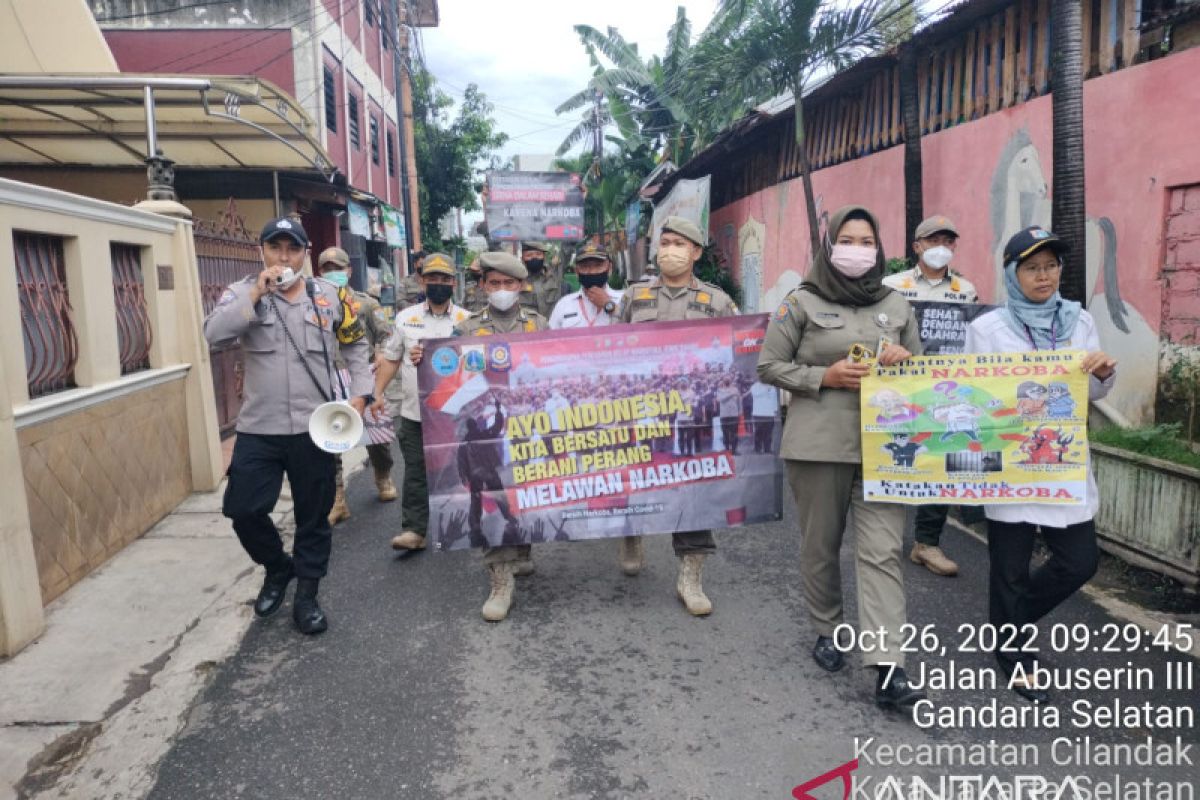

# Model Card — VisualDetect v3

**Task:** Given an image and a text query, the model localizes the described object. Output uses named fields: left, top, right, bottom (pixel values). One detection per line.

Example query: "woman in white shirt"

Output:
left=965, top=226, right=1117, bottom=704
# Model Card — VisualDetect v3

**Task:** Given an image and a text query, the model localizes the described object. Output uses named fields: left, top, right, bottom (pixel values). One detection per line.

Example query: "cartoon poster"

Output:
left=861, top=351, right=1090, bottom=504
left=415, top=316, right=784, bottom=550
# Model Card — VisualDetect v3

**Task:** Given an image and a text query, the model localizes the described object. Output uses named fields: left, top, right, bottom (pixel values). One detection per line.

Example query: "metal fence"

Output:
left=15, top=231, right=78, bottom=398
left=110, top=243, right=153, bottom=374
left=194, top=200, right=261, bottom=435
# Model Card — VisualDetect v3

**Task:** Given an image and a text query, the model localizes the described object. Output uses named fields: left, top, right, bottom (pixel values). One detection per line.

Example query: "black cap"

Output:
left=259, top=216, right=309, bottom=247
left=1003, top=226, right=1068, bottom=266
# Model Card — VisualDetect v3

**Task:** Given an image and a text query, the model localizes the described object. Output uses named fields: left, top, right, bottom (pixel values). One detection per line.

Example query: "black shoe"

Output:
left=254, top=560, right=294, bottom=618
left=1009, top=675, right=1050, bottom=704
left=875, top=667, right=927, bottom=711
left=812, top=636, right=845, bottom=672
left=292, top=578, right=328, bottom=635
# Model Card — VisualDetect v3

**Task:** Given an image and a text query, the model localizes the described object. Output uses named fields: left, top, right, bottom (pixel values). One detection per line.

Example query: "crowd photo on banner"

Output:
left=204, top=194, right=1119, bottom=713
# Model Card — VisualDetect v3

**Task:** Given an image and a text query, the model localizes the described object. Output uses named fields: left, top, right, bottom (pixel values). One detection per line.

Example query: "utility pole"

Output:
left=392, top=0, right=420, bottom=258
left=591, top=89, right=603, bottom=238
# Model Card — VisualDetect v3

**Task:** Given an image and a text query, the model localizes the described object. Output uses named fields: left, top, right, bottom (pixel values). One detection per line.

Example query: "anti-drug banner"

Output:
left=416, top=315, right=783, bottom=551
left=861, top=350, right=1090, bottom=505
left=910, top=301, right=995, bottom=354
left=484, top=171, right=586, bottom=242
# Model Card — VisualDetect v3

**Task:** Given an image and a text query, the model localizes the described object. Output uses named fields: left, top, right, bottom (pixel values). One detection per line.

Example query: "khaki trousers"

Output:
left=786, top=461, right=907, bottom=668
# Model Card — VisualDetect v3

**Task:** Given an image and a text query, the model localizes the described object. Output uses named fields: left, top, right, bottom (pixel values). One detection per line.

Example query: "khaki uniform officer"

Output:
left=461, top=256, right=487, bottom=313
left=757, top=205, right=928, bottom=712
left=616, top=215, right=737, bottom=617
left=519, top=241, right=569, bottom=318
left=398, top=250, right=426, bottom=307
left=314, top=247, right=398, bottom=525
left=204, top=217, right=373, bottom=636
left=883, top=214, right=979, bottom=577
left=371, top=253, right=472, bottom=553
left=453, top=251, right=549, bottom=622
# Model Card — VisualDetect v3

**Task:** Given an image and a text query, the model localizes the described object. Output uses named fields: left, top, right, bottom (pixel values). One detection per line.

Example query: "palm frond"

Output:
left=574, top=24, right=644, bottom=71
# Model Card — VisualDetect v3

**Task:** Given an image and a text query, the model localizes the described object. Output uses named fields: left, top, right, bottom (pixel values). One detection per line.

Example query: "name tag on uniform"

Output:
left=630, top=299, right=656, bottom=310
left=562, top=312, right=579, bottom=319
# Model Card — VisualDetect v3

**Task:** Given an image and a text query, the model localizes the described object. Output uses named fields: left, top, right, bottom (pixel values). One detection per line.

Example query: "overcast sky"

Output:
left=419, top=0, right=721, bottom=163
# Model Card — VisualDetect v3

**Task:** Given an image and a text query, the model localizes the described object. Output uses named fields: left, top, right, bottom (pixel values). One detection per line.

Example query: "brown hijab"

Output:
left=800, top=205, right=892, bottom=307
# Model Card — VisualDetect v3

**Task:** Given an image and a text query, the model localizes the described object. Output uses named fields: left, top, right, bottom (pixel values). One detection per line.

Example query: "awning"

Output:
left=0, top=74, right=336, bottom=179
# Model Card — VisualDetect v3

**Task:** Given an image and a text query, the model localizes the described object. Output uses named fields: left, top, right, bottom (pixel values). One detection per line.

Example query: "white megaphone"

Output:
left=308, top=401, right=364, bottom=453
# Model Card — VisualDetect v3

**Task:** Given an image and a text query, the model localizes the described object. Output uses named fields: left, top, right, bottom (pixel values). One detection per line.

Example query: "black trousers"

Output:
left=914, top=504, right=949, bottom=545
left=753, top=415, right=774, bottom=453
left=720, top=416, right=740, bottom=454
left=223, top=432, right=336, bottom=579
left=398, top=417, right=428, bottom=535
left=987, top=518, right=1099, bottom=674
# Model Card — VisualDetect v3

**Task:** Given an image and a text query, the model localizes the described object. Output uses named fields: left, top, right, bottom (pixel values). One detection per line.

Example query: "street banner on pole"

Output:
left=860, top=350, right=1090, bottom=505
left=416, top=315, right=784, bottom=550
left=910, top=301, right=996, bottom=354
left=484, top=171, right=586, bottom=242
left=649, top=176, right=710, bottom=260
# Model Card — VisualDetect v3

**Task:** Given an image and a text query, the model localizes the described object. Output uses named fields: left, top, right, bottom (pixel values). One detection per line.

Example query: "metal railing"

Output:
left=110, top=243, right=153, bottom=374
left=15, top=232, right=78, bottom=398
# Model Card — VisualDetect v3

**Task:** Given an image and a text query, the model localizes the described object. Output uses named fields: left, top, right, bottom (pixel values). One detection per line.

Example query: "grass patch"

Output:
left=1092, top=423, right=1200, bottom=471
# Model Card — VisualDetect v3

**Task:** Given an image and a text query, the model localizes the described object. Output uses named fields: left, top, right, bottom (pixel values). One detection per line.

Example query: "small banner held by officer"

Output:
left=416, top=316, right=784, bottom=550
left=860, top=350, right=1090, bottom=505
left=910, top=301, right=995, bottom=355
left=484, top=171, right=586, bottom=241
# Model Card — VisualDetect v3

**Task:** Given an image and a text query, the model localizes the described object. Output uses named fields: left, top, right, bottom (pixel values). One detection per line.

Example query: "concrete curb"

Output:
left=0, top=447, right=370, bottom=800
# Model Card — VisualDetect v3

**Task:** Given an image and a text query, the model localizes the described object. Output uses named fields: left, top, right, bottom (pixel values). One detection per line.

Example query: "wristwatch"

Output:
left=603, top=301, right=616, bottom=314
left=359, top=393, right=376, bottom=406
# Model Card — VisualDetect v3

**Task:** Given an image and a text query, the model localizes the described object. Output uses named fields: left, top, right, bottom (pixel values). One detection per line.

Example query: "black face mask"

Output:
left=525, top=257, right=545, bottom=272
left=425, top=283, right=454, bottom=305
left=578, top=271, right=610, bottom=289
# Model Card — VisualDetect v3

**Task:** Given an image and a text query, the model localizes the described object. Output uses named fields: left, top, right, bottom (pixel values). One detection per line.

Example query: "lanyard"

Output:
left=1023, top=319, right=1056, bottom=351
left=577, top=294, right=604, bottom=327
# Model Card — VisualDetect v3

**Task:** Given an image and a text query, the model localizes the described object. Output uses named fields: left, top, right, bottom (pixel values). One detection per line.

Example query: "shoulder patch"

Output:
left=216, top=289, right=237, bottom=308
left=774, top=303, right=790, bottom=321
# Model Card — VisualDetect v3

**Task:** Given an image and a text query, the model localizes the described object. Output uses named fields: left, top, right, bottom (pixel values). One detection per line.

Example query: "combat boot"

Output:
left=909, top=543, right=958, bottom=576
left=375, top=469, right=398, bottom=502
left=253, top=557, right=294, bottom=618
left=617, top=536, right=644, bottom=576
left=481, top=563, right=516, bottom=622
left=328, top=487, right=351, bottom=525
left=513, top=558, right=536, bottom=577
left=676, top=554, right=713, bottom=616
left=292, top=578, right=328, bottom=635
left=391, top=531, right=426, bottom=550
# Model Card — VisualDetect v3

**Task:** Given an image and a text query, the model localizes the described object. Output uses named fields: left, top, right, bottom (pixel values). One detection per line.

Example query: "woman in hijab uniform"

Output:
left=757, top=206, right=927, bottom=712
left=965, top=226, right=1116, bottom=704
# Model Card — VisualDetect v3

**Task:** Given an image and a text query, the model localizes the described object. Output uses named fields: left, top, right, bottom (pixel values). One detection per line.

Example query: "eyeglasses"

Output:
left=1017, top=263, right=1062, bottom=276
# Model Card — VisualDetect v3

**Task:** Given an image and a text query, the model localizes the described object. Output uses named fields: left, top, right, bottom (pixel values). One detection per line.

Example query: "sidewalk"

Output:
left=0, top=447, right=368, bottom=800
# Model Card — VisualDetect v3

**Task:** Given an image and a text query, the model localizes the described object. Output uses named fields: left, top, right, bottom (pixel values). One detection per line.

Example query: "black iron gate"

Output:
left=195, top=199, right=260, bottom=437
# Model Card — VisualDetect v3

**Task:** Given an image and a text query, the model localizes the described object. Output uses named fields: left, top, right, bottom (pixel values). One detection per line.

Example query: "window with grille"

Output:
left=386, top=131, right=396, bottom=176
left=370, top=115, right=380, bottom=164
left=349, top=92, right=361, bottom=149
left=323, top=66, right=337, bottom=133
left=14, top=231, right=78, bottom=397
left=110, top=243, right=152, bottom=374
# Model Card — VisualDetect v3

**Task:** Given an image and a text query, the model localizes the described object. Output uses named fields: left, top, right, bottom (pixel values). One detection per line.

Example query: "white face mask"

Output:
left=276, top=267, right=302, bottom=290
left=657, top=245, right=694, bottom=278
left=922, top=245, right=953, bottom=270
left=488, top=289, right=519, bottom=312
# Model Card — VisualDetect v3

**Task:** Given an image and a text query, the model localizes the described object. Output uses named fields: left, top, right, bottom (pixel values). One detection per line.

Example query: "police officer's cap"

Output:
left=574, top=241, right=610, bottom=264
left=478, top=251, right=528, bottom=280
left=914, top=215, right=960, bottom=240
left=521, top=241, right=547, bottom=254
left=422, top=252, right=456, bottom=277
left=661, top=216, right=705, bottom=246
left=260, top=216, right=309, bottom=247
left=317, top=247, right=350, bottom=269
left=1003, top=226, right=1069, bottom=266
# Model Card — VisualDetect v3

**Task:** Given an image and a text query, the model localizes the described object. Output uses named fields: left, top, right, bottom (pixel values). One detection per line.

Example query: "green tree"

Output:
left=411, top=68, right=508, bottom=251
left=687, top=0, right=889, bottom=257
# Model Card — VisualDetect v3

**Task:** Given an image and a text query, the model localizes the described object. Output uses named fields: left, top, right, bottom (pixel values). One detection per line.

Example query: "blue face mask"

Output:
left=323, top=270, right=350, bottom=288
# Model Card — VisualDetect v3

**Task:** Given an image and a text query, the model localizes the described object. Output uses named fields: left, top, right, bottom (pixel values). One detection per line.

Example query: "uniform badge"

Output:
left=696, top=292, right=711, bottom=304
left=635, top=287, right=654, bottom=301
left=216, top=289, right=237, bottom=308
left=877, top=313, right=890, bottom=326
left=523, top=282, right=533, bottom=292
left=774, top=303, right=789, bottom=321
left=315, top=295, right=331, bottom=308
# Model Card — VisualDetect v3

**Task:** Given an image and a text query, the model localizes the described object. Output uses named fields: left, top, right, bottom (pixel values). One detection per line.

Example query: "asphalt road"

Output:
left=147, top=463, right=1199, bottom=800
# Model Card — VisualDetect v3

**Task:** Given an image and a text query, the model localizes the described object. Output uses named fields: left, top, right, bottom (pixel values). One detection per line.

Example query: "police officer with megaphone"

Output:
left=204, top=217, right=373, bottom=635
